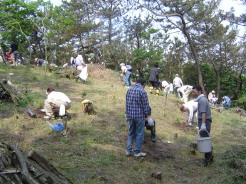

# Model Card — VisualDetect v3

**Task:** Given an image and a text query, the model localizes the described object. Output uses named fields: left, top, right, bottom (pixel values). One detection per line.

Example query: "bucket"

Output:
left=26, top=108, right=36, bottom=118
left=197, top=137, right=212, bottom=153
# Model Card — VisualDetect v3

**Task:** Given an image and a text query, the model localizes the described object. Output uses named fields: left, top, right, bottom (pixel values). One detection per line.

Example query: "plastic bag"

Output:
left=147, top=117, right=154, bottom=126
left=79, top=64, right=88, bottom=81
left=59, top=104, right=66, bottom=116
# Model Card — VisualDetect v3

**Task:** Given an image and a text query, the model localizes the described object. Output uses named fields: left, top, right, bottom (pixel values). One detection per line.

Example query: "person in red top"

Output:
left=5, top=52, right=13, bottom=64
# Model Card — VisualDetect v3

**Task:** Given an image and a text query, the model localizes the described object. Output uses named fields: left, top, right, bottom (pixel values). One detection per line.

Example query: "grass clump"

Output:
left=217, top=145, right=246, bottom=184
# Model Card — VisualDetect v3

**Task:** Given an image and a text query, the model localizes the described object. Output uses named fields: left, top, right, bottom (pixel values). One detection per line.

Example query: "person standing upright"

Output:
left=193, top=85, right=213, bottom=166
left=126, top=79, right=152, bottom=157
left=75, top=51, right=85, bottom=71
left=173, top=74, right=183, bottom=98
left=148, top=63, right=160, bottom=95
left=10, top=42, right=18, bottom=66
left=125, top=68, right=132, bottom=88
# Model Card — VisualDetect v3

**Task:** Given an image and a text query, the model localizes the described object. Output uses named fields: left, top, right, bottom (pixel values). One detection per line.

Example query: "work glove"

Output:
left=200, top=123, right=206, bottom=130
left=147, top=117, right=154, bottom=127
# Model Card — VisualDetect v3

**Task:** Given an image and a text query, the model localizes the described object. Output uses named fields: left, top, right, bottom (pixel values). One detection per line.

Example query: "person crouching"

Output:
left=44, top=87, right=71, bottom=119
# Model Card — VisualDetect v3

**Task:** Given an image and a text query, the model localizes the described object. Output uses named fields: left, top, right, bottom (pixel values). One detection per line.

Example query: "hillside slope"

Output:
left=0, top=64, right=245, bottom=184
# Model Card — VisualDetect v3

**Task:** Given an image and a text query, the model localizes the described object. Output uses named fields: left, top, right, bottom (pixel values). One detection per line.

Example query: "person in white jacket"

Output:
left=161, top=80, right=170, bottom=94
left=44, top=87, right=71, bottom=119
left=75, top=52, right=86, bottom=70
left=180, top=100, right=198, bottom=126
left=177, top=85, right=193, bottom=103
left=173, top=74, right=183, bottom=98
left=75, top=52, right=88, bottom=81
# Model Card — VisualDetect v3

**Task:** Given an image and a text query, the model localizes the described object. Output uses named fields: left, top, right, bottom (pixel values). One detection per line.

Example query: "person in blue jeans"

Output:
left=125, top=78, right=152, bottom=157
left=125, top=69, right=132, bottom=87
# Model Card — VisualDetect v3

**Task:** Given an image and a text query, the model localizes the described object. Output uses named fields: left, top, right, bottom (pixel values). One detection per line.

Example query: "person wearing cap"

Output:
left=126, top=78, right=152, bottom=157
left=208, top=90, right=218, bottom=105
left=193, top=85, right=213, bottom=166
left=173, top=74, right=183, bottom=98
left=43, top=87, right=71, bottom=119
left=180, top=100, right=198, bottom=126
left=148, top=63, right=160, bottom=95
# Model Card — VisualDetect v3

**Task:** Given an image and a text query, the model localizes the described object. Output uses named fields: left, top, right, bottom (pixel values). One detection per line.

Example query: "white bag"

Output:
left=79, top=64, right=88, bottom=81
left=147, top=117, right=154, bottom=126
left=59, top=104, right=66, bottom=116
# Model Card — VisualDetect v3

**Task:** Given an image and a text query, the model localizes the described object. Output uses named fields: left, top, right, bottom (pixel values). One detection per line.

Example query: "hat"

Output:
left=126, top=65, right=132, bottom=69
left=175, top=74, right=179, bottom=77
left=120, top=63, right=125, bottom=66
left=212, top=90, right=215, bottom=93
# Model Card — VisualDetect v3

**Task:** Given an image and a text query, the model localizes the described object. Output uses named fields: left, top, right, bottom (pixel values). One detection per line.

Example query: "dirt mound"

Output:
left=143, top=137, right=176, bottom=161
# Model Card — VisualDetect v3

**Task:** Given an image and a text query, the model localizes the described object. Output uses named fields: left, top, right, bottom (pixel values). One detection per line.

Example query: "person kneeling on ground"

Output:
left=222, top=96, right=231, bottom=110
left=145, top=117, right=157, bottom=142
left=35, top=58, right=48, bottom=67
left=180, top=100, right=198, bottom=126
left=44, top=87, right=71, bottom=119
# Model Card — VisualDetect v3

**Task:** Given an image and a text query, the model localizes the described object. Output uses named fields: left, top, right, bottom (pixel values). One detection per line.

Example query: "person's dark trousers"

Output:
left=12, top=51, right=18, bottom=62
left=174, top=86, right=179, bottom=98
left=198, top=119, right=213, bottom=160
left=149, top=81, right=159, bottom=90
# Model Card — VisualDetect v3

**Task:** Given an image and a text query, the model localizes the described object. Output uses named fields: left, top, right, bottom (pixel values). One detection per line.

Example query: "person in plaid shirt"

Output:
left=125, top=78, right=152, bottom=157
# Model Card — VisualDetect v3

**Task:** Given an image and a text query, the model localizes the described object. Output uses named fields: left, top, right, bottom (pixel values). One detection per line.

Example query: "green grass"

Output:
left=0, top=64, right=245, bottom=184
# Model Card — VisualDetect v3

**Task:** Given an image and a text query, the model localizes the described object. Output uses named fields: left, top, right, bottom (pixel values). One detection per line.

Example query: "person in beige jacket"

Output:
left=44, top=87, right=71, bottom=119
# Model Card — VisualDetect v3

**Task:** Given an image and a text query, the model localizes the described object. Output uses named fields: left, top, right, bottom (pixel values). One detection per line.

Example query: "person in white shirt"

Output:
left=120, top=63, right=128, bottom=74
left=173, top=74, right=183, bottom=98
left=161, top=80, right=170, bottom=94
left=177, top=85, right=193, bottom=103
left=75, top=52, right=86, bottom=71
left=208, top=90, right=218, bottom=105
left=44, top=87, right=71, bottom=119
left=180, top=100, right=198, bottom=126
left=75, top=52, right=88, bottom=82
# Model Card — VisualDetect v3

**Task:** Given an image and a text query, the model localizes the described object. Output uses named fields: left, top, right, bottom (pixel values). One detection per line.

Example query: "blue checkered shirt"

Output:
left=126, top=83, right=151, bottom=120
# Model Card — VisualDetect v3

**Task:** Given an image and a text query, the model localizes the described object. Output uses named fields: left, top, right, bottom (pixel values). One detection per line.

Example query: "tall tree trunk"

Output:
left=233, top=70, right=243, bottom=100
left=216, top=72, right=221, bottom=100
left=180, top=17, right=206, bottom=96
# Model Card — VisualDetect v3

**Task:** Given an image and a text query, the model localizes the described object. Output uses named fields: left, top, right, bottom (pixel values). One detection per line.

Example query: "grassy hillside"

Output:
left=0, top=64, right=245, bottom=184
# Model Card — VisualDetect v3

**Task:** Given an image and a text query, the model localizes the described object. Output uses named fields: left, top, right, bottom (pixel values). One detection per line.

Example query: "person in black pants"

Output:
left=193, top=85, right=213, bottom=167
left=148, top=63, right=160, bottom=95
left=10, top=42, right=18, bottom=66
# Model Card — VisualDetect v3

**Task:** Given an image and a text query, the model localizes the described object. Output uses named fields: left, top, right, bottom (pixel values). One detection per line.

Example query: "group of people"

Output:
left=22, top=59, right=233, bottom=169
left=1, top=42, right=19, bottom=66
left=125, top=77, right=213, bottom=166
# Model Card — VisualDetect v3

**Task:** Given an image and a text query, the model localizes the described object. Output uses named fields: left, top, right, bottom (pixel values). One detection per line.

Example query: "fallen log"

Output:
left=0, top=143, right=73, bottom=184
left=0, top=79, right=22, bottom=105
left=27, top=150, right=73, bottom=184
